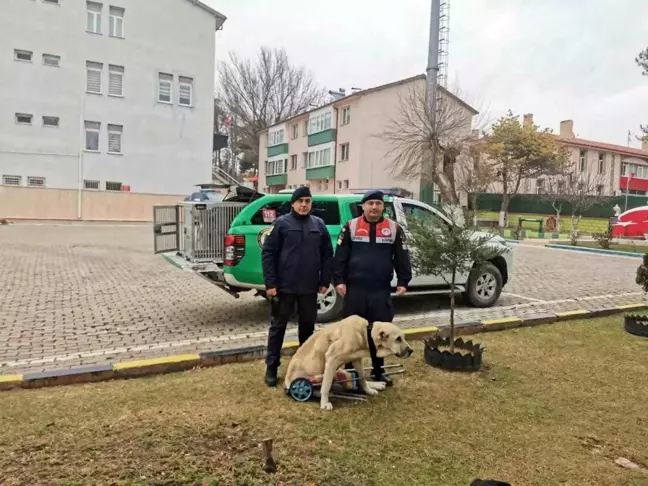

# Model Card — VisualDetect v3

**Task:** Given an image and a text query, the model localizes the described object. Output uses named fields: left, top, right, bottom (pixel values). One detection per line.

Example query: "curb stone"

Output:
left=544, top=244, right=645, bottom=258
left=1, top=304, right=646, bottom=392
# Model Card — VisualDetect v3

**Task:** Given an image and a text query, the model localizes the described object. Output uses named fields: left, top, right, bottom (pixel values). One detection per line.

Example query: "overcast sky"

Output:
left=204, top=0, right=648, bottom=148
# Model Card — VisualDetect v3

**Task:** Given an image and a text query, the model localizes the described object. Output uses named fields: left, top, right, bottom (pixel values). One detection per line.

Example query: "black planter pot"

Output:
left=424, top=336, right=484, bottom=372
left=624, top=314, right=648, bottom=338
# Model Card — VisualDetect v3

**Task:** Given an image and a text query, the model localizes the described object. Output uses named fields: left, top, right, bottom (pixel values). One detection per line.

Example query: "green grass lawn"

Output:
left=479, top=211, right=609, bottom=234
left=1, top=317, right=648, bottom=486
left=552, top=241, right=647, bottom=254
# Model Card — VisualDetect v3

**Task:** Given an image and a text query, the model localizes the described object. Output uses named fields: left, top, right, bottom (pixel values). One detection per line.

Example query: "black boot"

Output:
left=265, top=367, right=278, bottom=387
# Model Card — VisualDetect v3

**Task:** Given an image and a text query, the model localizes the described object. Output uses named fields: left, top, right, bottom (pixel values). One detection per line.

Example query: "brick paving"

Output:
left=0, top=224, right=643, bottom=376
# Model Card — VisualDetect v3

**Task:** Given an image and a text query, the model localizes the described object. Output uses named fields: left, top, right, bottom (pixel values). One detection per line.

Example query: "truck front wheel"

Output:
left=316, top=284, right=344, bottom=323
left=465, top=262, right=503, bottom=308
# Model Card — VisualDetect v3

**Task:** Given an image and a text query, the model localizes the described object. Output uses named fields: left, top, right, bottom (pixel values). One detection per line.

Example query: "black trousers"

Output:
left=265, top=292, right=318, bottom=369
left=342, top=286, right=394, bottom=377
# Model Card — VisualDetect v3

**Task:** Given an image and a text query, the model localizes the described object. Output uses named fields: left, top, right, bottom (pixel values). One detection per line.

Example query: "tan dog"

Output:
left=284, top=314, right=413, bottom=411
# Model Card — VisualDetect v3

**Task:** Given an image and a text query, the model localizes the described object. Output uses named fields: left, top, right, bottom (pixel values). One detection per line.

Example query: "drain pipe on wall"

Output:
left=77, top=87, right=86, bottom=220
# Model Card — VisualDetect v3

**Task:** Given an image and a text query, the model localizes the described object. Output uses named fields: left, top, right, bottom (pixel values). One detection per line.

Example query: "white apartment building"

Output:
left=258, top=75, right=477, bottom=199
left=0, top=0, right=225, bottom=195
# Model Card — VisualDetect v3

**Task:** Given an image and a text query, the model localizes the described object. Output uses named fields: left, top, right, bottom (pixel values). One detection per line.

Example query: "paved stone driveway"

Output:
left=0, top=224, right=643, bottom=376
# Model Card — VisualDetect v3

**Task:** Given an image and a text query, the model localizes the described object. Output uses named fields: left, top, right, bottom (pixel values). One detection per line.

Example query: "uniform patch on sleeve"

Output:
left=337, top=226, right=346, bottom=245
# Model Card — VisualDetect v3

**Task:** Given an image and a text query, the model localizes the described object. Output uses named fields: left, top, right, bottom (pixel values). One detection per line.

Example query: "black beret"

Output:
left=291, top=186, right=312, bottom=203
left=361, top=190, right=384, bottom=204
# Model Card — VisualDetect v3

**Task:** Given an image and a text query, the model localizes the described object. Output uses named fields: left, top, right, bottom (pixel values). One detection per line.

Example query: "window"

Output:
left=178, top=76, right=193, bottom=106
left=106, top=181, right=122, bottom=191
left=307, top=147, right=332, bottom=168
left=401, top=202, right=448, bottom=230
left=291, top=124, right=298, bottom=140
left=107, top=124, right=123, bottom=153
left=84, top=180, right=100, bottom=189
left=598, top=153, right=605, bottom=174
left=108, top=65, right=124, bottom=96
left=14, top=49, right=32, bottom=62
left=302, top=152, right=308, bottom=168
left=86, top=61, right=103, bottom=93
left=266, top=158, right=287, bottom=176
left=15, top=113, right=33, bottom=125
left=622, top=162, right=648, bottom=179
left=268, top=129, right=285, bottom=147
left=343, top=180, right=349, bottom=189
left=42, top=54, right=60, bottom=67
left=86, top=1, right=103, bottom=34
left=290, top=154, right=297, bottom=170
left=308, top=112, right=332, bottom=135
left=340, top=143, right=350, bottom=161
left=158, top=73, right=172, bottom=103
left=27, top=177, right=45, bottom=187
left=84, top=121, right=100, bottom=151
left=302, top=120, right=308, bottom=137
left=596, top=185, right=604, bottom=196
left=536, top=178, right=544, bottom=194
left=341, top=106, right=351, bottom=125
left=109, top=6, right=124, bottom=38
left=250, top=201, right=291, bottom=225
left=337, top=181, right=342, bottom=190
left=579, top=150, right=586, bottom=172
left=557, top=180, right=566, bottom=193
left=42, top=116, right=59, bottom=127
left=2, top=175, right=21, bottom=186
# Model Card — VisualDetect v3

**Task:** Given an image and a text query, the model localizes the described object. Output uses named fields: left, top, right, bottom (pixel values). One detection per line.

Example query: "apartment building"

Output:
left=258, top=74, right=478, bottom=198
left=0, top=0, right=225, bottom=195
left=521, top=116, right=648, bottom=196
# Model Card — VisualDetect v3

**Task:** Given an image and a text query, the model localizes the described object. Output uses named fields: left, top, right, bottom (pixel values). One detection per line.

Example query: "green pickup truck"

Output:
left=154, top=187, right=514, bottom=323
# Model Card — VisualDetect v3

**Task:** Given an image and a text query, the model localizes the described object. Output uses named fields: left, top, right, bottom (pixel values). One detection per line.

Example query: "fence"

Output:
left=470, top=192, right=647, bottom=219
left=0, top=185, right=185, bottom=222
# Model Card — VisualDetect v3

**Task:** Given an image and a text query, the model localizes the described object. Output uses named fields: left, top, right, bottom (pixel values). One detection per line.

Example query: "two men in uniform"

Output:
left=261, top=187, right=412, bottom=387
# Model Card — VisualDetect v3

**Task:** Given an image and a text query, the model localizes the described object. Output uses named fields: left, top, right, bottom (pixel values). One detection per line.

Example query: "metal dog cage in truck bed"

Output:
left=153, top=185, right=263, bottom=293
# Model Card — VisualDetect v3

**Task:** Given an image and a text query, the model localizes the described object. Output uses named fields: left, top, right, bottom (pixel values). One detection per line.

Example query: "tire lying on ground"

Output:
left=624, top=314, right=648, bottom=338
left=465, top=262, right=503, bottom=308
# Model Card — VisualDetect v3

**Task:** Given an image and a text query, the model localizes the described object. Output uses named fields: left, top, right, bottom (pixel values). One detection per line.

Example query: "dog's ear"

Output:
left=378, top=330, right=389, bottom=341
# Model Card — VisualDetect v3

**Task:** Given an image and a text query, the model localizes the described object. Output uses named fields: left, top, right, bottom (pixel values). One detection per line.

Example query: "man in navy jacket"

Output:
left=261, top=186, right=333, bottom=386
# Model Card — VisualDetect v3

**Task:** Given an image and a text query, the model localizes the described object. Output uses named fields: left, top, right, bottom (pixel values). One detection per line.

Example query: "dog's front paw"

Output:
left=320, top=401, right=334, bottom=411
left=364, top=388, right=379, bottom=396
left=368, top=381, right=387, bottom=391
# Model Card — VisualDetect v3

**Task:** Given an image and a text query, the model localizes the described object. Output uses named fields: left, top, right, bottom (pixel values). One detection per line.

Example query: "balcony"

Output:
left=266, top=173, right=287, bottom=186
left=306, top=165, right=335, bottom=181
left=267, top=143, right=289, bottom=157
left=308, top=129, right=336, bottom=147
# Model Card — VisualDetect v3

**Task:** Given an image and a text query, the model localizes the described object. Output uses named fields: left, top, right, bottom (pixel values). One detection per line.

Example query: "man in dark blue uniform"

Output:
left=261, top=186, right=334, bottom=387
left=333, top=190, right=412, bottom=385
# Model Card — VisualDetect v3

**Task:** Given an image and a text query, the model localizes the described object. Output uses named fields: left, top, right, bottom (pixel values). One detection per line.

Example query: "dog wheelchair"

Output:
left=285, top=364, right=405, bottom=403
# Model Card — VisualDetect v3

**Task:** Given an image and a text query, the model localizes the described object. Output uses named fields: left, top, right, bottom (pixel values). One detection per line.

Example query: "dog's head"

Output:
left=371, top=322, right=413, bottom=359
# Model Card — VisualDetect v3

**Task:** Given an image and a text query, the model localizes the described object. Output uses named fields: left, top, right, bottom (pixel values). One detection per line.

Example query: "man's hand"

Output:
left=319, top=286, right=328, bottom=294
left=266, top=288, right=277, bottom=297
left=396, top=286, right=407, bottom=296
left=335, top=284, right=347, bottom=296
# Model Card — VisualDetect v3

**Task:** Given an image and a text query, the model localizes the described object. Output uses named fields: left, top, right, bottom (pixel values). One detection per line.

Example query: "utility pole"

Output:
left=422, top=0, right=441, bottom=205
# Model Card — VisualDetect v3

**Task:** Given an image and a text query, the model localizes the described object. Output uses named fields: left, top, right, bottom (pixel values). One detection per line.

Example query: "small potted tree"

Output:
left=626, top=253, right=648, bottom=337
left=406, top=211, right=509, bottom=371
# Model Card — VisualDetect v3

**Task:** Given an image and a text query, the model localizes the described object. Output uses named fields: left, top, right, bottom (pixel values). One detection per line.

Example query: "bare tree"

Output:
left=454, top=135, right=497, bottom=227
left=636, top=47, right=648, bottom=140
left=542, top=171, right=607, bottom=245
left=217, top=47, right=327, bottom=170
left=381, top=81, right=485, bottom=223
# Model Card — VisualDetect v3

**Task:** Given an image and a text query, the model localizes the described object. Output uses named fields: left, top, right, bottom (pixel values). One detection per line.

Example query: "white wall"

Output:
left=0, top=0, right=218, bottom=195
